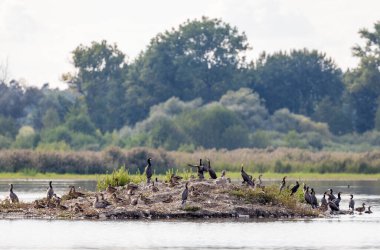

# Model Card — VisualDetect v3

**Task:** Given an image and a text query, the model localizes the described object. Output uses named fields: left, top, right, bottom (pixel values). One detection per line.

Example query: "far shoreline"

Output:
left=0, top=172, right=379, bottom=181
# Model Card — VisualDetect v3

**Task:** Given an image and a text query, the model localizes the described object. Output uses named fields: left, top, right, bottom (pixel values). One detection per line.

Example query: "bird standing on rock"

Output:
left=47, top=181, right=54, bottom=201
left=181, top=182, right=189, bottom=207
left=145, top=158, right=153, bottom=184
left=241, top=165, right=254, bottom=187
left=279, top=176, right=287, bottom=193
left=328, top=189, right=336, bottom=201
left=333, top=192, right=342, bottom=208
left=304, top=186, right=312, bottom=206
left=349, top=194, right=355, bottom=211
left=207, top=159, right=217, bottom=179
left=321, top=192, right=328, bottom=208
left=188, top=159, right=205, bottom=180
left=310, top=188, right=319, bottom=208
left=9, top=184, right=19, bottom=203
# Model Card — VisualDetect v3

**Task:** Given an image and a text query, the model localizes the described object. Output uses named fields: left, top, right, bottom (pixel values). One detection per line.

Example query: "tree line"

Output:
left=1, top=17, right=380, bottom=152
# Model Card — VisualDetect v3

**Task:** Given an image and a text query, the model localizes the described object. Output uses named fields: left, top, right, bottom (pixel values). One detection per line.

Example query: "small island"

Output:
left=0, top=177, right=326, bottom=220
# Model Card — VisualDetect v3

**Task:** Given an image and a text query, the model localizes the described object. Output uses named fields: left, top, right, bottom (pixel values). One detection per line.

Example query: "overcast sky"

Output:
left=0, top=0, right=379, bottom=88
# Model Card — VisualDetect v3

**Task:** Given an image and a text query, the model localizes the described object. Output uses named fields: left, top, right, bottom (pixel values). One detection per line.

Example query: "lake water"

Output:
left=0, top=179, right=379, bottom=250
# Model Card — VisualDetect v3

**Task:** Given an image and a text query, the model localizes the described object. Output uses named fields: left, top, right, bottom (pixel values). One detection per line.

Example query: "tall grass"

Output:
left=96, top=166, right=145, bottom=190
left=1, top=147, right=380, bottom=175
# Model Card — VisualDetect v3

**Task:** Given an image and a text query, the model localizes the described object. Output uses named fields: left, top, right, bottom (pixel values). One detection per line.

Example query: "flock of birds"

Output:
left=2, top=158, right=374, bottom=215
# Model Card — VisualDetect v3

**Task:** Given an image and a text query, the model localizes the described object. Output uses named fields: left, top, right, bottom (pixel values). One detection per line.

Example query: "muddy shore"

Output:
left=0, top=180, right=322, bottom=220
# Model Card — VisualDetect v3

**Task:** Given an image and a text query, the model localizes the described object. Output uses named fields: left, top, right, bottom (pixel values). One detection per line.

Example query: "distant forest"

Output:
left=1, top=17, right=380, bottom=152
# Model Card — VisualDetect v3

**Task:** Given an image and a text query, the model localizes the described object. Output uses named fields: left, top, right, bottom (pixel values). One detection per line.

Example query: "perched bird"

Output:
left=310, top=188, right=319, bottom=208
left=139, top=194, right=153, bottom=205
left=53, top=194, right=68, bottom=210
left=170, top=173, right=183, bottom=185
left=151, top=181, right=159, bottom=192
left=69, top=186, right=85, bottom=198
left=328, top=189, right=336, bottom=201
left=333, top=192, right=342, bottom=208
left=290, top=181, right=300, bottom=196
left=241, top=165, right=254, bottom=187
left=321, top=192, right=328, bottom=208
left=93, top=195, right=109, bottom=209
left=131, top=195, right=139, bottom=206
left=216, top=170, right=230, bottom=186
left=9, top=184, right=19, bottom=203
left=221, top=170, right=226, bottom=178
left=100, top=193, right=111, bottom=206
left=349, top=194, right=355, bottom=211
left=355, top=203, right=366, bottom=214
left=111, top=193, right=123, bottom=204
left=190, top=186, right=201, bottom=197
left=257, top=174, right=263, bottom=188
left=188, top=159, right=205, bottom=180
left=106, top=184, right=117, bottom=194
left=365, top=206, right=373, bottom=214
left=279, top=176, right=287, bottom=193
left=207, top=159, right=217, bottom=179
left=33, top=200, right=45, bottom=209
left=126, top=183, right=139, bottom=195
left=145, top=158, right=153, bottom=184
left=162, top=195, right=173, bottom=203
left=328, top=200, right=340, bottom=212
left=73, top=203, right=83, bottom=213
left=303, top=183, right=307, bottom=194
left=304, top=187, right=312, bottom=206
left=181, top=182, right=189, bottom=206
left=47, top=181, right=54, bottom=201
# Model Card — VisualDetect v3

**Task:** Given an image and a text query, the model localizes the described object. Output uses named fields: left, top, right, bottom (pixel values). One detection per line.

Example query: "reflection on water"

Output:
left=0, top=179, right=379, bottom=249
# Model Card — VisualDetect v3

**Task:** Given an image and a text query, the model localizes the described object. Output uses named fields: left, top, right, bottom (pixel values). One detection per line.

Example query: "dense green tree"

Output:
left=64, top=40, right=128, bottom=132
left=345, top=21, right=380, bottom=132
left=177, top=105, right=250, bottom=149
left=219, top=88, right=268, bottom=130
left=125, top=17, right=250, bottom=123
left=42, top=108, right=61, bottom=130
left=0, top=115, right=18, bottom=138
left=254, top=49, right=344, bottom=116
left=312, top=97, right=353, bottom=135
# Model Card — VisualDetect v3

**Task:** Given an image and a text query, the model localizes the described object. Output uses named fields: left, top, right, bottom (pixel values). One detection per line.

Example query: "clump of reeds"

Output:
left=96, top=166, right=145, bottom=190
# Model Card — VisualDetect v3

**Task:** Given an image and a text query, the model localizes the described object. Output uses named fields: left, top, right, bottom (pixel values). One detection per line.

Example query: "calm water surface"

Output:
left=0, top=179, right=379, bottom=250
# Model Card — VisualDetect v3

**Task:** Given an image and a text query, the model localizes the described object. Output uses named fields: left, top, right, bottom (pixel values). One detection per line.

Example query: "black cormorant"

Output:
left=188, top=159, right=205, bottom=179
left=241, top=165, right=254, bottom=187
left=290, top=181, right=300, bottom=196
left=47, top=181, right=54, bottom=200
left=207, top=159, right=217, bottom=179
left=310, top=188, right=319, bottom=208
left=145, top=158, right=153, bottom=183
left=9, top=184, right=19, bottom=203
left=279, top=176, right=287, bottom=193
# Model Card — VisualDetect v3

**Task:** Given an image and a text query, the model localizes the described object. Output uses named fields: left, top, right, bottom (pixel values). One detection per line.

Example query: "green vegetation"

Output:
left=0, top=19, right=380, bottom=153
left=1, top=147, right=380, bottom=176
left=1, top=18, right=380, bottom=178
left=183, top=205, right=201, bottom=212
left=230, top=185, right=317, bottom=215
left=96, top=166, right=145, bottom=190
